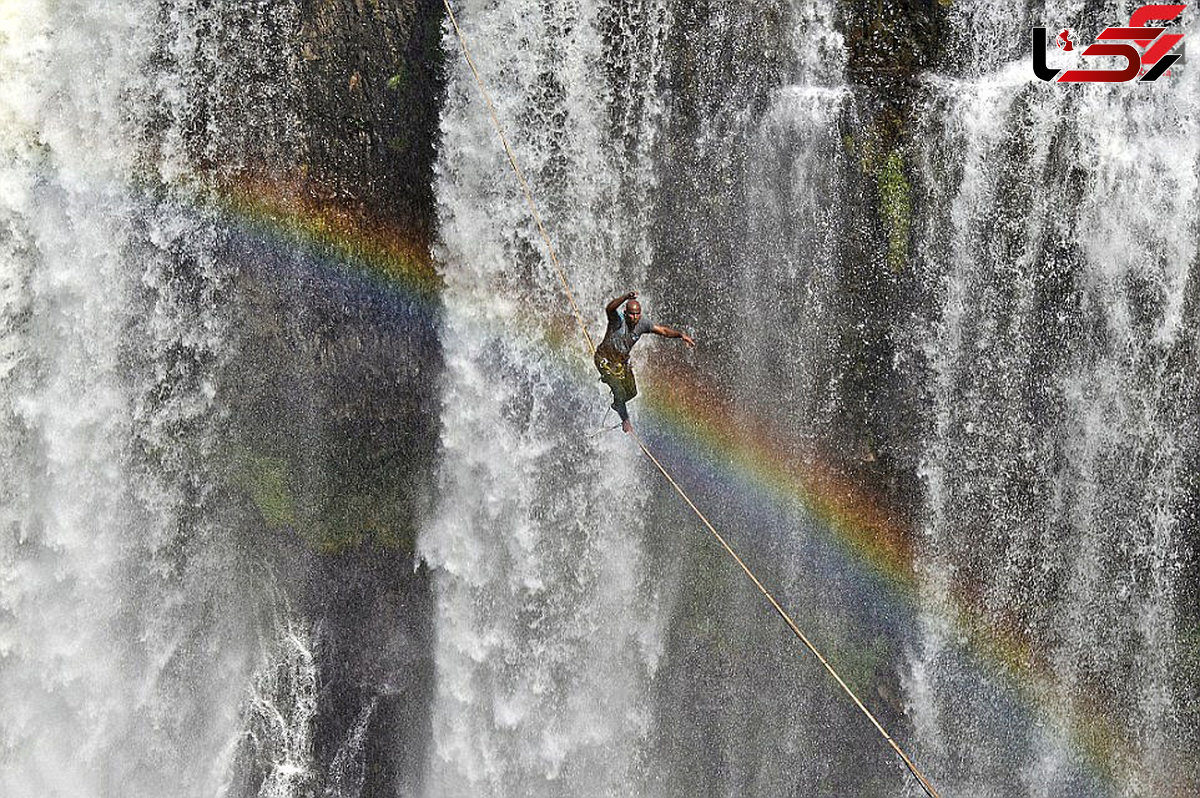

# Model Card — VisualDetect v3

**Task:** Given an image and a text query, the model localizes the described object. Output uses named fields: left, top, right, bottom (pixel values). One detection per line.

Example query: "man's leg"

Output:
left=615, top=369, right=637, bottom=433
left=612, top=394, right=630, bottom=422
left=596, top=358, right=635, bottom=433
left=605, top=377, right=630, bottom=423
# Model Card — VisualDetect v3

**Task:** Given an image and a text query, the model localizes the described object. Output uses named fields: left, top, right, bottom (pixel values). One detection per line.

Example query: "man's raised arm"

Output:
left=607, top=290, right=637, bottom=315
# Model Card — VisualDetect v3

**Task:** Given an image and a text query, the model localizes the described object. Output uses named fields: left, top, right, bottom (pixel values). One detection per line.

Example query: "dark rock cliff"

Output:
left=190, top=1, right=447, bottom=793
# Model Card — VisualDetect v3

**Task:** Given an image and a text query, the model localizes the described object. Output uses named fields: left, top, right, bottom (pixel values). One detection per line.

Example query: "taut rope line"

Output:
left=632, top=433, right=942, bottom=798
left=441, top=3, right=943, bottom=796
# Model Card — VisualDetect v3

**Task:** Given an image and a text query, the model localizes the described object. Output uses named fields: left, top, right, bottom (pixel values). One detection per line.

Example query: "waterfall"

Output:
left=0, top=1, right=261, bottom=795
left=421, top=0, right=670, bottom=794
left=3, top=1, right=1197, bottom=796
left=2, top=0, right=439, bottom=794
left=243, top=612, right=320, bottom=798
left=736, top=0, right=845, bottom=451
left=636, top=2, right=914, bottom=795
left=907, top=3, right=1200, bottom=795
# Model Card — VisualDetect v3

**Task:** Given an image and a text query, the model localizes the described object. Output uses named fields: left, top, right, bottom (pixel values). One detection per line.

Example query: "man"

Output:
left=594, top=290, right=695, bottom=433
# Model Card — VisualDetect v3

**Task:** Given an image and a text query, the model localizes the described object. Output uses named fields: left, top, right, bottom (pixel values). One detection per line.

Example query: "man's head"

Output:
left=624, top=299, right=642, bottom=325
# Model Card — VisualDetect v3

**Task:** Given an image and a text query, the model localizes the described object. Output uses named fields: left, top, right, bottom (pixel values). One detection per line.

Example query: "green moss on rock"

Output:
left=236, top=451, right=297, bottom=528
left=877, top=150, right=912, bottom=272
left=232, top=445, right=418, bottom=555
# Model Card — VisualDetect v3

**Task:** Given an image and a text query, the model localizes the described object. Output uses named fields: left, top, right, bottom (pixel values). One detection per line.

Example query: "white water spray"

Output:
left=0, top=2, right=261, bottom=795
left=422, top=0, right=670, bottom=794
left=908, top=3, right=1200, bottom=794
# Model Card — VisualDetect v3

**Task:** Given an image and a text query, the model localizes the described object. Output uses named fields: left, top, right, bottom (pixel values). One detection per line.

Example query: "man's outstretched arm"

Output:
left=650, top=323, right=695, bottom=348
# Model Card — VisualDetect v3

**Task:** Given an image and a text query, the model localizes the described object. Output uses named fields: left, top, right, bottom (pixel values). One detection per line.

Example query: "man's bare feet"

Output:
left=622, top=419, right=633, bottom=434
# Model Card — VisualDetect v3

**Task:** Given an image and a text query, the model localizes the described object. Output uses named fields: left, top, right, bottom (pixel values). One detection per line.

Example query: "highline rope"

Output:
left=441, top=3, right=943, bottom=796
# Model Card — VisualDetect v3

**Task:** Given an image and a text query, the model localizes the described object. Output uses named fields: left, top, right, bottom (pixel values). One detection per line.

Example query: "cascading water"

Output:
left=0, top=2, right=408, bottom=795
left=428, top=0, right=1199, bottom=795
left=0, top=2, right=260, bottom=795
left=3, top=1, right=1197, bottom=796
left=735, top=0, right=845, bottom=456
left=421, top=1, right=671, bottom=794
left=907, top=3, right=1200, bottom=795
left=633, top=2, right=923, bottom=795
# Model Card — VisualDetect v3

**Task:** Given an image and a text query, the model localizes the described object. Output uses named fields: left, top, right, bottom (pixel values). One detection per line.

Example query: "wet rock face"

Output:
left=650, top=0, right=950, bottom=521
left=842, top=0, right=949, bottom=89
left=297, top=0, right=444, bottom=245
left=273, top=5, right=446, bottom=793
left=828, top=0, right=951, bottom=515
left=209, top=1, right=447, bottom=794
left=652, top=0, right=788, bottom=363
left=217, top=0, right=445, bottom=562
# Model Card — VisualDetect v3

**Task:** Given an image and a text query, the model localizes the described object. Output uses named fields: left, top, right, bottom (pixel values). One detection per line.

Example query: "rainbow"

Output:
left=217, top=171, right=442, bottom=305
left=217, top=172, right=1191, bottom=797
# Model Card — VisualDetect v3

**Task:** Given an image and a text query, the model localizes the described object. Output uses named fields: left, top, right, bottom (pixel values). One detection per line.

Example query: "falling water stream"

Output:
left=0, top=1, right=1196, bottom=796
left=907, top=3, right=1200, bottom=795
left=0, top=2, right=257, bottom=795
left=421, top=1, right=670, bottom=793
